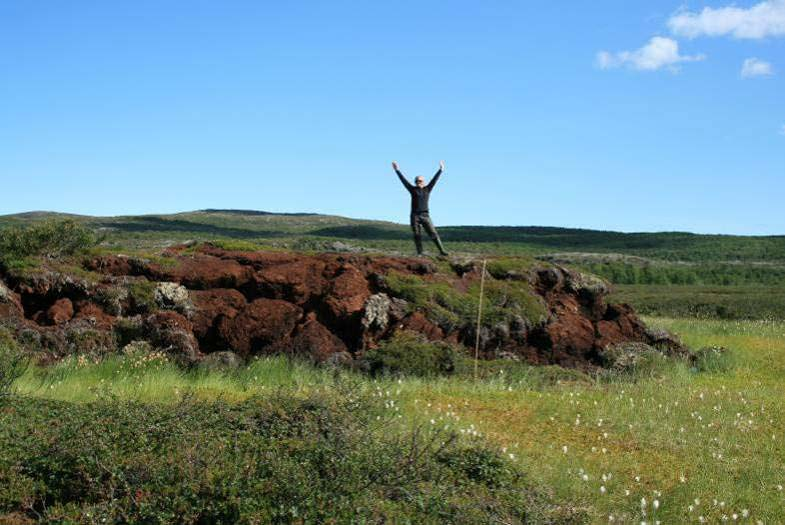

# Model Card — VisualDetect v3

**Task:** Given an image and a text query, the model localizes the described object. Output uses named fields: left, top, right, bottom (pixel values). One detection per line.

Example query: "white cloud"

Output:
left=741, top=57, right=774, bottom=77
left=596, top=37, right=705, bottom=72
left=668, top=0, right=785, bottom=39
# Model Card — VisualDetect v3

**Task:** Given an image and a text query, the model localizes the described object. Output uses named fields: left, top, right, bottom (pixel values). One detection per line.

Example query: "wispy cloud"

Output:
left=597, top=37, right=705, bottom=72
left=741, top=57, right=774, bottom=77
left=668, top=0, right=785, bottom=39
left=780, top=124, right=785, bottom=136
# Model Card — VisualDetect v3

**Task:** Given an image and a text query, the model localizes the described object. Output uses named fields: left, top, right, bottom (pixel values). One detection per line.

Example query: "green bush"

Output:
left=690, top=345, right=734, bottom=373
left=0, top=219, right=98, bottom=266
left=437, top=444, right=514, bottom=487
left=364, top=331, right=460, bottom=377
left=0, top=331, right=27, bottom=403
left=0, top=385, right=565, bottom=523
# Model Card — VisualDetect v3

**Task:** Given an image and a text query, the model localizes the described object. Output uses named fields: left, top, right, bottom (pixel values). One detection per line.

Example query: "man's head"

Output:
left=415, top=176, right=425, bottom=188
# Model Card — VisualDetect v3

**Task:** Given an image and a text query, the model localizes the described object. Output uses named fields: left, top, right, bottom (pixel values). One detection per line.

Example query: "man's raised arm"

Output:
left=427, top=160, right=445, bottom=190
left=392, top=161, right=413, bottom=189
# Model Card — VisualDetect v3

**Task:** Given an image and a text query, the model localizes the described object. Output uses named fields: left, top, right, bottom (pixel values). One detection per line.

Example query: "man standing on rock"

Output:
left=392, top=160, right=449, bottom=257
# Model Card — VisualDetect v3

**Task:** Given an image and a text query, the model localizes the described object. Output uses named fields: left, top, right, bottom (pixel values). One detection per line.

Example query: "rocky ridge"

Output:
left=0, top=244, right=684, bottom=368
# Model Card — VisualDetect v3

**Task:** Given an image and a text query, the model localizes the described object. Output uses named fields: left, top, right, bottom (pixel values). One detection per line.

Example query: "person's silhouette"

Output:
left=392, top=160, right=449, bottom=257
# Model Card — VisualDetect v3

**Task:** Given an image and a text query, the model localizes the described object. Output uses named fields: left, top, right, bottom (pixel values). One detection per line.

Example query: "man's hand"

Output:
left=439, top=160, right=445, bottom=171
left=392, top=161, right=399, bottom=171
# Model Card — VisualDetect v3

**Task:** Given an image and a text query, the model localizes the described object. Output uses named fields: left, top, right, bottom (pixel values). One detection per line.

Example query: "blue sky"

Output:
left=1, top=1, right=783, bottom=234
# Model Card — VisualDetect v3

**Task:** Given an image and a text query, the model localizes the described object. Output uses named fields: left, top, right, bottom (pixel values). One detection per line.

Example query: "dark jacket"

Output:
left=396, top=168, right=442, bottom=214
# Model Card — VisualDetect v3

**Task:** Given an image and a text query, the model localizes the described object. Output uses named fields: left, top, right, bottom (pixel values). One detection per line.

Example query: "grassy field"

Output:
left=609, top=284, right=785, bottom=320
left=10, top=317, right=785, bottom=523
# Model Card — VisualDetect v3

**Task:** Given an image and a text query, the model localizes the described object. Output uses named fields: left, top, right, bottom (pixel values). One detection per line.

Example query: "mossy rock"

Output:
left=383, top=270, right=547, bottom=332
left=127, top=279, right=157, bottom=313
left=485, top=256, right=543, bottom=280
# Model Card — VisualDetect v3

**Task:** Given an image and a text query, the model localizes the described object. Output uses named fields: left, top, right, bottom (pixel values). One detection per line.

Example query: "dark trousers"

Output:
left=410, top=212, right=447, bottom=255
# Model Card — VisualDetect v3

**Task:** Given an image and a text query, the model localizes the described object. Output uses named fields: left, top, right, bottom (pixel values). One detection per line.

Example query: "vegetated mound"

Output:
left=0, top=243, right=684, bottom=369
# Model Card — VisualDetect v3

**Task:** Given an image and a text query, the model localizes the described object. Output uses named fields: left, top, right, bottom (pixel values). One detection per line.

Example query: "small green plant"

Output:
left=126, top=279, right=157, bottom=313
left=690, top=345, right=734, bottom=373
left=364, top=331, right=460, bottom=377
left=0, top=219, right=99, bottom=266
left=437, top=444, right=513, bottom=487
left=0, top=332, right=28, bottom=403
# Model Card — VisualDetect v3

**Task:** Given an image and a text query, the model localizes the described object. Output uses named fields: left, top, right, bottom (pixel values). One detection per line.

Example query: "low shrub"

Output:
left=690, top=345, right=734, bottom=373
left=0, top=219, right=98, bottom=266
left=0, top=384, right=565, bottom=523
left=364, top=331, right=460, bottom=377
left=0, top=332, right=27, bottom=403
left=437, top=444, right=514, bottom=487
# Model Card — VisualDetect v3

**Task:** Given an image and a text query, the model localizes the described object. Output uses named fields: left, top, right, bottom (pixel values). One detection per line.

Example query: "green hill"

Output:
left=2, top=209, right=785, bottom=319
left=2, top=209, right=784, bottom=261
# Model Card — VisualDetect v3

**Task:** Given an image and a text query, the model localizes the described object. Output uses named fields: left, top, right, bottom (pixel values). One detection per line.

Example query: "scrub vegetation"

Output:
left=3, top=318, right=784, bottom=523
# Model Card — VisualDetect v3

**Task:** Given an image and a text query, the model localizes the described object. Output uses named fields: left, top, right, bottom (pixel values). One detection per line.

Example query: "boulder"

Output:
left=253, top=259, right=328, bottom=305
left=361, top=293, right=392, bottom=331
left=564, top=269, right=610, bottom=299
left=154, top=282, right=193, bottom=314
left=290, top=313, right=349, bottom=362
left=324, top=263, right=371, bottom=320
left=47, top=298, right=74, bottom=325
left=73, top=301, right=115, bottom=329
left=398, top=312, right=444, bottom=341
left=143, top=311, right=201, bottom=364
left=217, top=298, right=302, bottom=357
left=0, top=279, right=23, bottom=319
left=189, top=288, right=247, bottom=340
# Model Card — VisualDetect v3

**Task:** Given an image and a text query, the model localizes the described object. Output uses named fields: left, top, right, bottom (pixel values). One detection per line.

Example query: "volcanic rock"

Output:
left=291, top=313, right=349, bottom=362
left=47, top=298, right=74, bottom=325
left=3, top=245, right=678, bottom=370
left=216, top=298, right=302, bottom=357
left=154, top=282, right=192, bottom=314
left=143, top=311, right=201, bottom=364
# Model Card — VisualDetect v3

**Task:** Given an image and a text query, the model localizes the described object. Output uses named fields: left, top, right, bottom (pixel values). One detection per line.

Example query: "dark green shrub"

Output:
left=365, top=331, right=459, bottom=377
left=0, top=219, right=98, bottom=266
left=0, top=385, right=567, bottom=523
left=437, top=444, right=513, bottom=487
left=0, top=331, right=27, bottom=403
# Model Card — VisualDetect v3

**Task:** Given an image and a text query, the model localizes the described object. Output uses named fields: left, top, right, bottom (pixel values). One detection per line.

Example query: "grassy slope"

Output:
left=4, top=209, right=785, bottom=319
left=16, top=318, right=785, bottom=523
left=2, top=209, right=784, bottom=261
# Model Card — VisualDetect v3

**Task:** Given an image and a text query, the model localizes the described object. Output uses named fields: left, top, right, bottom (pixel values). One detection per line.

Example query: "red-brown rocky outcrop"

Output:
left=0, top=244, right=685, bottom=368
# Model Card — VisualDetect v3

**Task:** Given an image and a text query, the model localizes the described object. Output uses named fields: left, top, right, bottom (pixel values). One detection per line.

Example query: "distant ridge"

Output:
left=199, top=209, right=320, bottom=217
left=1, top=209, right=784, bottom=263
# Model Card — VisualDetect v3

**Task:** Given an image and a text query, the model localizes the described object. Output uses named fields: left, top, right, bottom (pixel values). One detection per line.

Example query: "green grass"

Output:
left=610, top=284, right=785, bottom=320
left=10, top=317, right=785, bottom=523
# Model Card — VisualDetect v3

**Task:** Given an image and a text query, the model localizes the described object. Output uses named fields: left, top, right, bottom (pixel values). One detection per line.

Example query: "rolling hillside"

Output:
left=3, top=209, right=785, bottom=319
